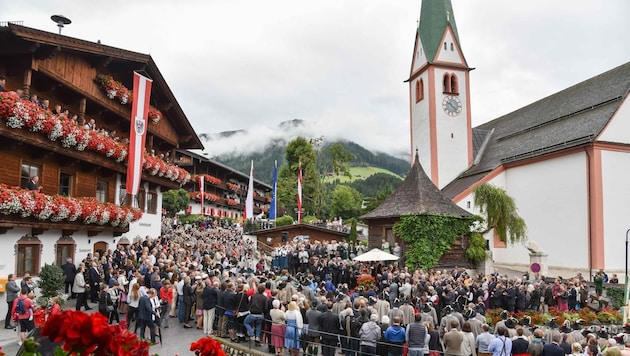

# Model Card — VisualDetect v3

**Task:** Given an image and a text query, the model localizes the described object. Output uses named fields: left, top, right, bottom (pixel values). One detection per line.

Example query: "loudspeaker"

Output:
left=281, top=231, right=289, bottom=242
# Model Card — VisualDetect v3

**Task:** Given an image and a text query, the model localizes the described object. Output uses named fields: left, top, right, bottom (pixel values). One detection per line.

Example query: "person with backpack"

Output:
left=12, top=287, right=35, bottom=346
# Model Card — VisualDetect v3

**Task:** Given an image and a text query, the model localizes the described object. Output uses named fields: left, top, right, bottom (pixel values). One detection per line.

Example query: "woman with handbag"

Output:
left=98, top=284, right=115, bottom=324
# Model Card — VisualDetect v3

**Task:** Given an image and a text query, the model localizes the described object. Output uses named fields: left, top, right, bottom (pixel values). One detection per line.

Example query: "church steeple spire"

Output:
left=417, top=0, right=462, bottom=63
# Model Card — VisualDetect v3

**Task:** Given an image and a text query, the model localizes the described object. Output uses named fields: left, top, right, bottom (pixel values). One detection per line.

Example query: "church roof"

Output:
left=361, top=152, right=472, bottom=220
left=443, top=62, right=630, bottom=199
left=418, top=0, right=461, bottom=63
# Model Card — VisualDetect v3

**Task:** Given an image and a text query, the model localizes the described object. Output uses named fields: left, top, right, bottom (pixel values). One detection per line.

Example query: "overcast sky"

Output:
left=4, top=1, right=629, bottom=158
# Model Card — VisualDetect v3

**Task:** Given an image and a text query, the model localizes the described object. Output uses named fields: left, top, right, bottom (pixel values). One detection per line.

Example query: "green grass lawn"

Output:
left=322, top=166, right=402, bottom=183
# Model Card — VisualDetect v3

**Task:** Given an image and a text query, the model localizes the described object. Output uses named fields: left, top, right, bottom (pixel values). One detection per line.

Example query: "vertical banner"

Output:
left=245, top=160, right=254, bottom=219
left=126, top=71, right=153, bottom=198
left=297, top=162, right=302, bottom=222
left=198, top=175, right=204, bottom=215
left=269, top=160, right=277, bottom=220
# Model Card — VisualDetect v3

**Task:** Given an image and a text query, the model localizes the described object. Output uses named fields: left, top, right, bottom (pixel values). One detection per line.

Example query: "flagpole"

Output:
left=273, top=160, right=277, bottom=222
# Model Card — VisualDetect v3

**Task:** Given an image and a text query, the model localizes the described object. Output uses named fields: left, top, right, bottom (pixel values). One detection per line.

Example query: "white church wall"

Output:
left=434, top=29, right=463, bottom=64
left=411, top=71, right=431, bottom=166
left=598, top=97, right=630, bottom=144
left=601, top=149, right=630, bottom=271
left=491, top=153, right=589, bottom=271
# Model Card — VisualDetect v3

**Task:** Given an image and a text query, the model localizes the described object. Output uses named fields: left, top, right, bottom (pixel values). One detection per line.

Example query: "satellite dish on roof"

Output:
left=50, top=14, right=71, bottom=35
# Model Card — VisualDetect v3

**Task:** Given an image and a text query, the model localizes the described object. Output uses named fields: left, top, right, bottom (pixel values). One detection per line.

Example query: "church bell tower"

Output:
left=408, top=0, right=473, bottom=189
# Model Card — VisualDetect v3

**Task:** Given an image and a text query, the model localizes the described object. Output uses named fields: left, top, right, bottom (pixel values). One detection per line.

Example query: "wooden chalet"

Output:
left=0, top=22, right=202, bottom=283
left=360, top=152, right=472, bottom=268
left=252, top=223, right=349, bottom=251
left=176, top=149, right=271, bottom=219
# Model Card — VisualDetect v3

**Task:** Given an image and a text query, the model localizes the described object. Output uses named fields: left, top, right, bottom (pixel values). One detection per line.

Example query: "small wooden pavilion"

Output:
left=360, top=151, right=472, bottom=268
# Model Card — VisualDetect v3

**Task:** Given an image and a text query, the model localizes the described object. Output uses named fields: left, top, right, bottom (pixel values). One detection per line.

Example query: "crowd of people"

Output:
left=4, top=215, right=628, bottom=355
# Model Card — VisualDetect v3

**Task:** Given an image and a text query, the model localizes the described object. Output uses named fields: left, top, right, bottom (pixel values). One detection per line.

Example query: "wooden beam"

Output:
left=31, top=228, right=46, bottom=236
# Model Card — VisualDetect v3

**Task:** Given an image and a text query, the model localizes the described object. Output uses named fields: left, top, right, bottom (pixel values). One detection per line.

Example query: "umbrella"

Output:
left=352, top=248, right=400, bottom=262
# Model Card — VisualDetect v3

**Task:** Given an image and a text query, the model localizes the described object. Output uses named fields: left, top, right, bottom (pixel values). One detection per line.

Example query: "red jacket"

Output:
left=12, top=295, right=34, bottom=320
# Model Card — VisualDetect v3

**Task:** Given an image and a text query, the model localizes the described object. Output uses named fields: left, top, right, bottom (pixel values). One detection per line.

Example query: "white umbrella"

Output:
left=352, top=248, right=400, bottom=262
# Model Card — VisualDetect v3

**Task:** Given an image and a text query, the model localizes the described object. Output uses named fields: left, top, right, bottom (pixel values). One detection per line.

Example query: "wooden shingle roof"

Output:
left=361, top=152, right=471, bottom=220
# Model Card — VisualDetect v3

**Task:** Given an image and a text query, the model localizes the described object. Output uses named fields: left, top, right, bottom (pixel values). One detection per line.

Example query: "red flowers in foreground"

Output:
left=41, top=310, right=150, bottom=356
left=190, top=336, right=226, bottom=356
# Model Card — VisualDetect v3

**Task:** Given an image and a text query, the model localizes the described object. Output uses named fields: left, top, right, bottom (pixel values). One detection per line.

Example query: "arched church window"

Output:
left=450, top=74, right=459, bottom=94
left=415, top=79, right=424, bottom=102
left=443, top=73, right=451, bottom=93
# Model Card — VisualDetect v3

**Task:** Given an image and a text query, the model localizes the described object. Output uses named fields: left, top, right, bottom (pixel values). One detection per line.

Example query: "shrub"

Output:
left=276, top=215, right=294, bottom=227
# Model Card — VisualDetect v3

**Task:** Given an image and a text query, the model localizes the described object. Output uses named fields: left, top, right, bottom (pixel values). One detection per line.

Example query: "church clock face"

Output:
left=442, top=95, right=462, bottom=117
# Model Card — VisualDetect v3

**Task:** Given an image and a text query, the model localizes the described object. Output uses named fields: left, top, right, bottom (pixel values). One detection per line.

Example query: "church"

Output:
left=409, top=0, right=630, bottom=276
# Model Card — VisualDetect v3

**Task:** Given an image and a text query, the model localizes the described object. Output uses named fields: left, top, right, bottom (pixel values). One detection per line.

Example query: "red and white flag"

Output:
left=297, top=162, right=302, bottom=222
left=198, top=175, right=204, bottom=215
left=244, top=160, right=254, bottom=219
left=125, top=71, right=153, bottom=197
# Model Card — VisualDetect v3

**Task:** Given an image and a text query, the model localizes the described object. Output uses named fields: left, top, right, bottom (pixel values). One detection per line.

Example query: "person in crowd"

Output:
left=244, top=284, right=266, bottom=344
left=4, top=274, right=20, bottom=329
left=49, top=296, right=62, bottom=316
left=476, top=324, right=495, bottom=356
left=527, top=328, right=545, bottom=356
left=384, top=315, right=406, bottom=356
left=0, top=75, right=5, bottom=92
left=127, top=283, right=141, bottom=331
left=98, top=284, right=114, bottom=324
left=461, top=321, right=477, bottom=356
left=542, top=333, right=565, bottom=356
left=319, top=301, right=340, bottom=356
left=488, top=326, right=512, bottom=356
left=62, top=258, right=76, bottom=298
left=137, top=288, right=157, bottom=343
left=406, top=313, right=428, bottom=356
left=73, top=266, right=91, bottom=311
left=285, top=301, right=303, bottom=356
left=182, top=276, right=195, bottom=329
left=270, top=299, right=287, bottom=356
left=12, top=287, right=35, bottom=345
left=160, top=279, right=174, bottom=329
left=27, top=176, right=42, bottom=191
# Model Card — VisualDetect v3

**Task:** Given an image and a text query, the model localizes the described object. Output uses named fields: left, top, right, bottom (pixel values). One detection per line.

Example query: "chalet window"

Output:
left=16, top=235, right=41, bottom=276
left=146, top=192, right=157, bottom=214
left=96, top=180, right=108, bottom=203
left=119, top=184, right=126, bottom=206
left=55, top=236, right=75, bottom=267
left=138, top=190, right=146, bottom=211
left=415, top=79, right=424, bottom=103
left=20, top=163, right=40, bottom=190
left=59, top=172, right=73, bottom=196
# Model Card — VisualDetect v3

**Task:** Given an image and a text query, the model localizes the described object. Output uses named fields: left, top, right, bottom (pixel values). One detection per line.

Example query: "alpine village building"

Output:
left=0, top=21, right=271, bottom=325
left=406, top=0, right=630, bottom=275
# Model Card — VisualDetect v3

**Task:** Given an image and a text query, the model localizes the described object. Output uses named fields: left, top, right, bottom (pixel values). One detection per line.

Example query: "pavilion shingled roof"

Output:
left=361, top=152, right=471, bottom=220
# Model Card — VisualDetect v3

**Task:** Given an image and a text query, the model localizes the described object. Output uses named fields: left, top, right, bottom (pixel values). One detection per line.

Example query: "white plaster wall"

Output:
left=410, top=71, right=431, bottom=170
left=601, top=149, right=630, bottom=271
left=435, top=68, right=468, bottom=188
left=435, top=30, right=463, bottom=64
left=598, top=97, right=630, bottom=144
left=412, top=37, right=428, bottom=72
left=491, top=153, right=589, bottom=270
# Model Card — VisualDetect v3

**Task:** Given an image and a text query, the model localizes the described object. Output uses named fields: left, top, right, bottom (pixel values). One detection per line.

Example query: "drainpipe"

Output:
left=585, top=147, right=593, bottom=281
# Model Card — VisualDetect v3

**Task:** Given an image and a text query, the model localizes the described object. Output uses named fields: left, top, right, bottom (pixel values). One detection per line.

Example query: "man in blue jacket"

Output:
left=138, top=289, right=157, bottom=343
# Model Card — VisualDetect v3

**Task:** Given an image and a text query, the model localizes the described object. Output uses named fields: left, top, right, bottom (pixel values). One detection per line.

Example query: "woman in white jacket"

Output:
left=72, top=266, right=88, bottom=311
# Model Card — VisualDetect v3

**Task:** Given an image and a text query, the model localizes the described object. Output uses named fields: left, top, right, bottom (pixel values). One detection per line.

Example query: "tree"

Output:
left=330, top=185, right=363, bottom=219
left=38, top=263, right=65, bottom=306
left=347, top=218, right=358, bottom=244
left=362, top=186, right=394, bottom=214
left=325, top=143, right=355, bottom=178
left=473, top=183, right=527, bottom=244
left=393, top=214, right=479, bottom=269
left=277, top=137, right=319, bottom=220
left=162, top=188, right=190, bottom=216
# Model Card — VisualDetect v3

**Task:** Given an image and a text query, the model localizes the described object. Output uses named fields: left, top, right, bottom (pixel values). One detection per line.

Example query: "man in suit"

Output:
left=62, top=258, right=77, bottom=298
left=542, top=333, right=565, bottom=356
left=27, top=176, right=42, bottom=191
left=442, top=319, right=463, bottom=356
left=4, top=274, right=20, bottom=329
left=137, top=289, right=157, bottom=343
left=89, top=262, right=101, bottom=303
left=318, top=301, right=340, bottom=356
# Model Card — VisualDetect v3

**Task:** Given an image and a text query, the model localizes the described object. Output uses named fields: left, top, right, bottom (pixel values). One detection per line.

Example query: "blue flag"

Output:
left=269, top=160, right=278, bottom=220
